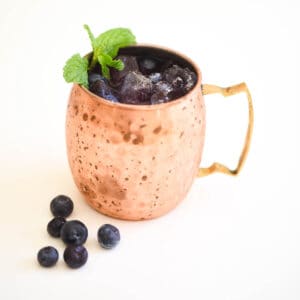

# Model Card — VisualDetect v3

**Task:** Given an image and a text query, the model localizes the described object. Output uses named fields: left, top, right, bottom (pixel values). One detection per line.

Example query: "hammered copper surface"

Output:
left=66, top=47, right=205, bottom=220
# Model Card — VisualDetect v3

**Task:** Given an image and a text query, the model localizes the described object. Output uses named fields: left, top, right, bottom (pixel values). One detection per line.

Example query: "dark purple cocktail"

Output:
left=88, top=46, right=197, bottom=105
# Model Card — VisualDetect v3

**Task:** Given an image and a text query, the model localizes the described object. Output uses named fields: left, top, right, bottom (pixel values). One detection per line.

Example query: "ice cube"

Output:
left=183, top=67, right=197, bottom=90
left=138, top=57, right=162, bottom=75
left=148, top=72, right=162, bottom=83
left=163, top=64, right=197, bottom=98
left=150, top=81, right=173, bottom=104
left=120, top=71, right=153, bottom=104
left=110, top=55, right=139, bottom=87
left=89, top=75, right=119, bottom=102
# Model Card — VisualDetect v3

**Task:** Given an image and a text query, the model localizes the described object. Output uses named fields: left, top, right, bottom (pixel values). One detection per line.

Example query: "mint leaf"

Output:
left=98, top=53, right=124, bottom=79
left=63, top=54, right=88, bottom=88
left=95, top=28, right=136, bottom=58
left=84, top=25, right=136, bottom=78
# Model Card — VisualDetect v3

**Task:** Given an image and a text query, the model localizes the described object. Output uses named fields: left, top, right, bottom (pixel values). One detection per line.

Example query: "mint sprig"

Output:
left=84, top=25, right=136, bottom=79
left=63, top=25, right=136, bottom=87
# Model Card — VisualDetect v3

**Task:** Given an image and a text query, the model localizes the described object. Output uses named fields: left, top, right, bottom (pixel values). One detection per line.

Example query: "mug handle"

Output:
left=198, top=82, right=254, bottom=177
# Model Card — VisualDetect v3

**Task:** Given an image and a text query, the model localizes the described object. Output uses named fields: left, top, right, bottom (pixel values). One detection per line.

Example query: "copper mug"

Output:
left=66, top=45, right=254, bottom=220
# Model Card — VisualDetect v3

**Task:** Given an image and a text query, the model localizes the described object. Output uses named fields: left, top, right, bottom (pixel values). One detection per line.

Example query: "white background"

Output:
left=0, top=0, right=300, bottom=299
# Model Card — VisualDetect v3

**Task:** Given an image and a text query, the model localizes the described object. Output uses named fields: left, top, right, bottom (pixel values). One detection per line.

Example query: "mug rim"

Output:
left=77, top=43, right=202, bottom=111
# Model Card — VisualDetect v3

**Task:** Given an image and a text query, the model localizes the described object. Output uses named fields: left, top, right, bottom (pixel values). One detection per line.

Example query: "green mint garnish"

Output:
left=97, top=52, right=124, bottom=79
left=84, top=25, right=136, bottom=79
left=63, top=54, right=89, bottom=88
left=63, top=25, right=136, bottom=87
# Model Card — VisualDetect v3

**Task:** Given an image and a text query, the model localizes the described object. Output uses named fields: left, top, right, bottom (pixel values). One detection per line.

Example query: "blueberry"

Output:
left=63, top=245, right=88, bottom=269
left=88, top=73, right=102, bottom=85
left=37, top=246, right=59, bottom=267
left=104, top=92, right=119, bottom=102
left=50, top=195, right=74, bottom=217
left=47, top=217, right=66, bottom=238
left=97, top=224, right=120, bottom=249
left=60, top=220, right=88, bottom=246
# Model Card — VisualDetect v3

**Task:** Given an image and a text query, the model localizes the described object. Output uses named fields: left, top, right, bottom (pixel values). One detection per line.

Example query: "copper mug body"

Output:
left=66, top=45, right=253, bottom=220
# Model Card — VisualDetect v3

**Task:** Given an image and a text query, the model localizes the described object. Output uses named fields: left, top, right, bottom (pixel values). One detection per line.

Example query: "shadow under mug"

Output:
left=66, top=45, right=254, bottom=221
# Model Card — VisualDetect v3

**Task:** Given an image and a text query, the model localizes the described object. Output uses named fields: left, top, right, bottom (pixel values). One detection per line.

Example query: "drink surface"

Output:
left=88, top=48, right=197, bottom=105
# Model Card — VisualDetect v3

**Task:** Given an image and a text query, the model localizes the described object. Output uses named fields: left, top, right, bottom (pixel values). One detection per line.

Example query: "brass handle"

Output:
left=198, top=82, right=254, bottom=177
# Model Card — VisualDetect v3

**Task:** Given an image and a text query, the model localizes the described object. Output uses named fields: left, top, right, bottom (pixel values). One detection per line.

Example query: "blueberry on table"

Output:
left=37, top=246, right=59, bottom=267
left=63, top=245, right=88, bottom=269
left=60, top=220, right=88, bottom=246
left=47, top=217, right=66, bottom=238
left=97, top=224, right=120, bottom=249
left=50, top=195, right=74, bottom=218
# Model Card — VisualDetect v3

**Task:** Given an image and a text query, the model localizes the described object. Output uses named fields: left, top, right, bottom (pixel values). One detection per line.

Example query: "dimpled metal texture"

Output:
left=66, top=46, right=206, bottom=220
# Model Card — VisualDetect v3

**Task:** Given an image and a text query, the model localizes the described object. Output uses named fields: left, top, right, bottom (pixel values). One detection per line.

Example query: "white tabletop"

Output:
left=1, top=0, right=300, bottom=299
